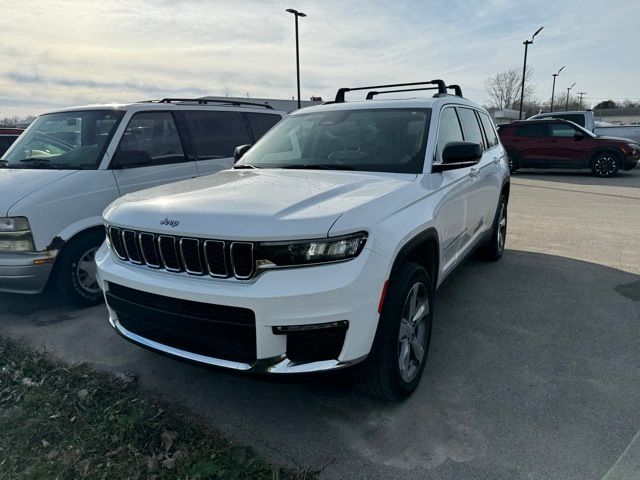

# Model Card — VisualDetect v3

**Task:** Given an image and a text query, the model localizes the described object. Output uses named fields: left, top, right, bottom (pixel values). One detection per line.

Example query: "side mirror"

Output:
left=234, top=144, right=252, bottom=163
left=574, top=131, right=585, bottom=140
left=432, top=142, right=482, bottom=173
left=111, top=149, right=152, bottom=169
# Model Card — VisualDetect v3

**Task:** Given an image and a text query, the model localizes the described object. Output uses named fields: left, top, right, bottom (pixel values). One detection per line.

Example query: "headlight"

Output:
left=255, top=232, right=368, bottom=269
left=0, top=217, right=35, bottom=252
left=628, top=143, right=639, bottom=151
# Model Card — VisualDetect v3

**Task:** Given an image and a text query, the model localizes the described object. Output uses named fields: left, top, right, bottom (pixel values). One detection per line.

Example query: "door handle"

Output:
left=470, top=167, right=479, bottom=178
left=493, top=156, right=500, bottom=164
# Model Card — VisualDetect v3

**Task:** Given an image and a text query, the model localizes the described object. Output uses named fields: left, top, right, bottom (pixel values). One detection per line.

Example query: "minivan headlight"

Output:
left=255, top=232, right=368, bottom=269
left=0, top=217, right=35, bottom=252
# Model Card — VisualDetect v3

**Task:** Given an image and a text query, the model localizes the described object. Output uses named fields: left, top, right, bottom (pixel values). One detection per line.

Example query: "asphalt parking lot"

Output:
left=1, top=168, right=639, bottom=480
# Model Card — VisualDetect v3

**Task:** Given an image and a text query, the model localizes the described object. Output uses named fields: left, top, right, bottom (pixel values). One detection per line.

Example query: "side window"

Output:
left=246, top=113, right=282, bottom=141
left=435, top=107, right=464, bottom=163
left=549, top=123, right=577, bottom=137
left=516, top=124, right=548, bottom=137
left=114, top=112, right=185, bottom=168
left=184, top=111, right=252, bottom=159
left=456, top=108, right=485, bottom=148
left=479, top=112, right=499, bottom=148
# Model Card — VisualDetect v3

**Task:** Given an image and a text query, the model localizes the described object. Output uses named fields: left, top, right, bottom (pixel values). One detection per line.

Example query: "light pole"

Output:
left=577, top=92, right=587, bottom=109
left=550, top=65, right=565, bottom=112
left=565, top=82, right=576, bottom=111
left=285, top=8, right=307, bottom=110
left=519, top=26, right=544, bottom=120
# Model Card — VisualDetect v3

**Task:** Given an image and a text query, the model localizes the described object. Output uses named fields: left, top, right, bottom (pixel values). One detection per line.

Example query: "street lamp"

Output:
left=285, top=8, right=307, bottom=110
left=518, top=26, right=544, bottom=120
left=565, top=82, right=576, bottom=111
left=550, top=65, right=565, bottom=112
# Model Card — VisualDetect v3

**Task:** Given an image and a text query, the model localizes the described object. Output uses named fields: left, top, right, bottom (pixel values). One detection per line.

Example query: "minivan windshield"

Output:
left=1, top=110, right=124, bottom=170
left=236, top=108, right=431, bottom=174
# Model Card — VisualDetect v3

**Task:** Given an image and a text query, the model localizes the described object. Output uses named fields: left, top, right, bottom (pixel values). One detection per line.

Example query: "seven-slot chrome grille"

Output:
left=107, top=226, right=255, bottom=279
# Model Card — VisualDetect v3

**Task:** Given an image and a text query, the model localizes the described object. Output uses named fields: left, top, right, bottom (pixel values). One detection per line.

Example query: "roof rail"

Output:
left=157, top=98, right=274, bottom=110
left=334, top=80, right=447, bottom=103
left=366, top=86, right=440, bottom=100
left=447, top=85, right=463, bottom=97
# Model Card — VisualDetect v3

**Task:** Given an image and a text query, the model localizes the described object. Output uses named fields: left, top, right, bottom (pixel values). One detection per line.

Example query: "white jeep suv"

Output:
left=96, top=80, right=510, bottom=399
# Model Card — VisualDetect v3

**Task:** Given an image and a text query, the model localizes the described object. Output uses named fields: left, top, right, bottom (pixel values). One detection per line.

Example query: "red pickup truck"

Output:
left=497, top=119, right=640, bottom=177
left=0, top=128, right=24, bottom=156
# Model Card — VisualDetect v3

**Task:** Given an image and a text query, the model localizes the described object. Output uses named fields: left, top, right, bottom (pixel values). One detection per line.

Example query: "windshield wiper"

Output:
left=233, top=164, right=259, bottom=169
left=15, top=159, right=60, bottom=169
left=279, top=164, right=356, bottom=171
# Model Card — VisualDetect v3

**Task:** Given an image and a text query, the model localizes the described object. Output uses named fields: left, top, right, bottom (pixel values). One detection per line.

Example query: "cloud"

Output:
left=0, top=0, right=638, bottom=117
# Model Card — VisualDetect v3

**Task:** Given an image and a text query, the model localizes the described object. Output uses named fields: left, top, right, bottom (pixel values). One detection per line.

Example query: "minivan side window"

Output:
left=435, top=107, right=464, bottom=163
left=479, top=112, right=499, bottom=148
left=246, top=113, right=282, bottom=140
left=113, top=112, right=185, bottom=168
left=456, top=107, right=485, bottom=149
left=184, top=111, right=252, bottom=159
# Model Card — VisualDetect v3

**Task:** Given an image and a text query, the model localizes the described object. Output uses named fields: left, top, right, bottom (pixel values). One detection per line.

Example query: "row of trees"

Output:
left=484, top=69, right=638, bottom=115
left=0, top=115, right=35, bottom=127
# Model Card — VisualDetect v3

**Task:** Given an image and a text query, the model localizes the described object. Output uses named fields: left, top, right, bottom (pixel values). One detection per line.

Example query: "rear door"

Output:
left=110, top=111, right=198, bottom=195
left=513, top=123, right=550, bottom=166
left=181, top=109, right=253, bottom=176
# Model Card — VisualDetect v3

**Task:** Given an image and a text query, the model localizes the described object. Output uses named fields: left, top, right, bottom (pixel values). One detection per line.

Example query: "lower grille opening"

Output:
left=106, top=283, right=256, bottom=364
left=279, top=322, right=348, bottom=363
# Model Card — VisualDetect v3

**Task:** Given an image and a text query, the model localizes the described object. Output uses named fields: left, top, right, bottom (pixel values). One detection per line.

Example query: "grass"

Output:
left=0, top=336, right=310, bottom=480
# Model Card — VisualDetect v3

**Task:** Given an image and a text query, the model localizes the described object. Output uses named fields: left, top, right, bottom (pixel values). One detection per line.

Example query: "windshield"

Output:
left=1, top=110, right=124, bottom=170
left=236, top=108, right=431, bottom=174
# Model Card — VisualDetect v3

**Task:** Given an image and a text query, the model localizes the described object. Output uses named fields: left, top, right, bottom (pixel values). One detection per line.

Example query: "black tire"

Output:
left=480, top=194, right=507, bottom=261
left=55, top=230, right=105, bottom=307
left=506, top=150, right=520, bottom=174
left=361, top=262, right=433, bottom=401
left=591, top=151, right=620, bottom=177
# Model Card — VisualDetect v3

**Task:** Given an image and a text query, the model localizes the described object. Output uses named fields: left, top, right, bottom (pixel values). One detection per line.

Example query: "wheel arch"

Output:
left=388, top=227, right=440, bottom=292
left=589, top=147, right=624, bottom=167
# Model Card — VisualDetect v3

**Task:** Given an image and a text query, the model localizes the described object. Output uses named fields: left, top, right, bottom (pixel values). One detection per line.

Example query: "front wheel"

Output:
left=480, top=195, right=507, bottom=261
left=361, top=262, right=433, bottom=400
left=591, top=152, right=620, bottom=177
left=55, top=230, right=105, bottom=307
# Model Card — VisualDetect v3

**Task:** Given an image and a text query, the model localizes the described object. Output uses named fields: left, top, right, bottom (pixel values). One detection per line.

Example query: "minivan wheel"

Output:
left=591, top=152, right=620, bottom=177
left=55, top=230, right=105, bottom=307
left=480, top=194, right=507, bottom=261
left=361, top=262, right=433, bottom=401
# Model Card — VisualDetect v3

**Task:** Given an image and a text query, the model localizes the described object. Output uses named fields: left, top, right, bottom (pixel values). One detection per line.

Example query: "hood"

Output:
left=594, top=135, right=637, bottom=144
left=104, top=169, right=416, bottom=240
left=0, top=169, right=77, bottom=215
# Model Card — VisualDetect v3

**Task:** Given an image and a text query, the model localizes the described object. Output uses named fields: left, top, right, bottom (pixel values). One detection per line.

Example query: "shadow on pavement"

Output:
left=1, top=249, right=639, bottom=480
left=515, top=166, right=639, bottom=188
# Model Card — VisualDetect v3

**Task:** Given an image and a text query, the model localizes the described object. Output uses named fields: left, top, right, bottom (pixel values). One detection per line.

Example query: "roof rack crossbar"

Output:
left=366, top=86, right=440, bottom=100
left=334, top=80, right=447, bottom=102
left=157, top=98, right=273, bottom=109
left=447, top=85, right=463, bottom=97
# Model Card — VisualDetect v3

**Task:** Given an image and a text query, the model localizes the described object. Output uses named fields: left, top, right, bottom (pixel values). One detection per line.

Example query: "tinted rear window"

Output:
left=246, top=113, right=282, bottom=140
left=457, top=108, right=485, bottom=147
left=0, top=136, right=18, bottom=156
left=184, top=111, right=252, bottom=159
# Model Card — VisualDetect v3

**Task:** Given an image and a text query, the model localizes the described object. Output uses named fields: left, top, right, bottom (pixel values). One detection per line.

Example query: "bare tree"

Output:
left=485, top=67, right=535, bottom=110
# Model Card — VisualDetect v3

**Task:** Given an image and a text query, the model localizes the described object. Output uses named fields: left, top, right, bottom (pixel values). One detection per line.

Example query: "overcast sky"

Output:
left=1, top=0, right=639, bottom=117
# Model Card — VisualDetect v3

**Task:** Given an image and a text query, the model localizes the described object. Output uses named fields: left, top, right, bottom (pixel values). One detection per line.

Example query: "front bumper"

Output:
left=0, top=251, right=57, bottom=294
left=95, top=243, right=389, bottom=374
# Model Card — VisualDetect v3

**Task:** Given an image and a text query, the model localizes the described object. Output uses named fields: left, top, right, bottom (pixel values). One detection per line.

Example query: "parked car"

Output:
left=498, top=119, right=640, bottom=177
left=96, top=79, right=510, bottom=400
left=0, top=128, right=24, bottom=156
left=0, top=99, right=285, bottom=305
left=527, top=110, right=640, bottom=143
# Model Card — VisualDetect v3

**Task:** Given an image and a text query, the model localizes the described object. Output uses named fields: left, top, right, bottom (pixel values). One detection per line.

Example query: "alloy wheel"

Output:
left=398, top=282, right=430, bottom=383
left=594, top=156, right=617, bottom=176
left=497, top=202, right=507, bottom=252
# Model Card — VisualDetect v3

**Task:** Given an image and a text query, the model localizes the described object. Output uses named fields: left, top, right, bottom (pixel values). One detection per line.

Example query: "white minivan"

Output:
left=0, top=99, right=285, bottom=305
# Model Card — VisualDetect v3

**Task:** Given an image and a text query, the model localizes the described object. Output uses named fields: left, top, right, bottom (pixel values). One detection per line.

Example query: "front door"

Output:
left=544, top=122, right=589, bottom=167
left=109, top=111, right=198, bottom=195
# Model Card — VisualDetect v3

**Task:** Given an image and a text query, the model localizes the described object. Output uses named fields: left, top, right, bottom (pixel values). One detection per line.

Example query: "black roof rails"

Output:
left=334, top=80, right=447, bottom=103
left=157, top=98, right=273, bottom=110
left=365, top=83, right=464, bottom=100
left=447, top=85, right=463, bottom=97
